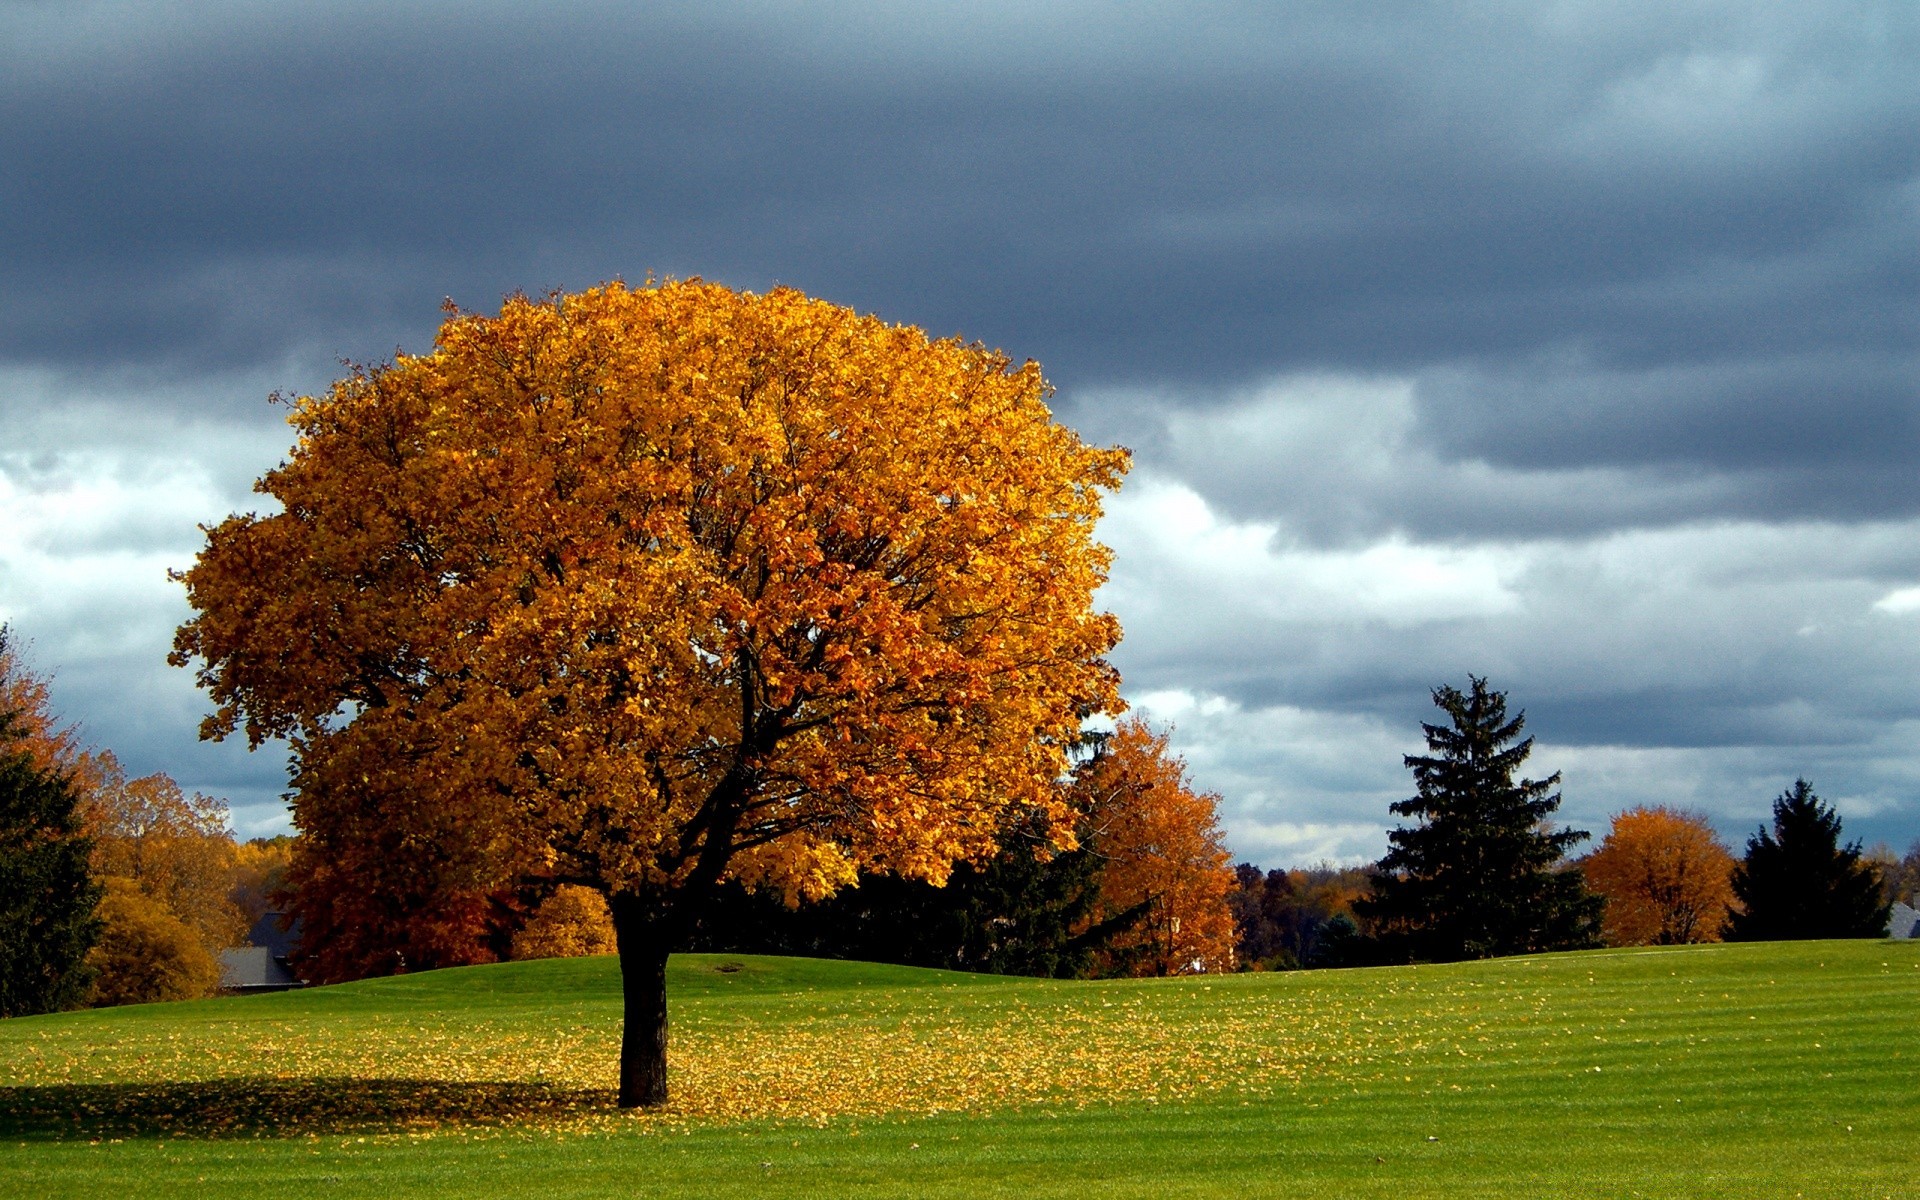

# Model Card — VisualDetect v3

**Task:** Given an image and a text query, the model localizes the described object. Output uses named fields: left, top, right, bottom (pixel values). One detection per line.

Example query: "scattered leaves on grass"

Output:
left=0, top=977, right=1514, bottom=1139
left=7, top=943, right=1906, bottom=1143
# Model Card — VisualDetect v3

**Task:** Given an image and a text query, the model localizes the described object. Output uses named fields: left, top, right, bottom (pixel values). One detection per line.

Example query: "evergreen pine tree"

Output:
left=1355, top=676, right=1603, bottom=961
left=0, top=707, right=103, bottom=1016
left=1725, top=779, right=1889, bottom=941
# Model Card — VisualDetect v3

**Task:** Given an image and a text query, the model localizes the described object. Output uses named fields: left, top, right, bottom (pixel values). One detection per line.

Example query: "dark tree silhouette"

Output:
left=685, top=829, right=1144, bottom=979
left=1227, top=862, right=1369, bottom=969
left=1725, top=779, right=1889, bottom=941
left=1355, top=676, right=1602, bottom=961
left=0, top=628, right=102, bottom=1016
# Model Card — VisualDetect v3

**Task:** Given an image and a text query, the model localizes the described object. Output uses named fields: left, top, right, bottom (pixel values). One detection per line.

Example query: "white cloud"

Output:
left=0, top=373, right=297, bottom=834
left=1100, top=473, right=1523, bottom=633
left=1121, top=688, right=1419, bottom=866
left=1873, top=585, right=1920, bottom=615
left=1086, top=371, right=1920, bottom=860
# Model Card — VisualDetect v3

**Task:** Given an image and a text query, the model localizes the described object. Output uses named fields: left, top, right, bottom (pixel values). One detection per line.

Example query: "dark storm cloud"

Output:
left=1419, top=353, right=1920, bottom=474
left=3, top=2, right=1914, bottom=473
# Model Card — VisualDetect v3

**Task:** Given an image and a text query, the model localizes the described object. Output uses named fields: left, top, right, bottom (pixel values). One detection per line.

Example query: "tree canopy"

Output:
left=85, top=876, right=221, bottom=1007
left=1228, top=863, right=1369, bottom=970
left=82, top=754, right=246, bottom=973
left=172, top=280, right=1127, bottom=1104
left=0, top=627, right=102, bottom=1017
left=1582, top=806, right=1734, bottom=946
left=1073, top=716, right=1235, bottom=976
left=1354, top=676, right=1602, bottom=961
left=1726, top=779, right=1888, bottom=941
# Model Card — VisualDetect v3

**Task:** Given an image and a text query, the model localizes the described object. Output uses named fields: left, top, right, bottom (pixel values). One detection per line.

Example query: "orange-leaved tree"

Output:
left=276, top=765, right=529, bottom=981
left=1582, top=805, right=1736, bottom=946
left=81, top=754, right=247, bottom=970
left=0, top=630, right=88, bottom=779
left=512, top=885, right=617, bottom=961
left=1076, top=716, right=1235, bottom=975
left=171, top=280, right=1127, bottom=1106
left=228, top=835, right=295, bottom=927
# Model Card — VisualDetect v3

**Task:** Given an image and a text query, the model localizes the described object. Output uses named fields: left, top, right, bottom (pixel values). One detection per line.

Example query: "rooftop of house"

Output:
left=245, top=910, right=302, bottom=960
left=218, top=945, right=303, bottom=992
left=1890, top=900, right=1918, bottom=940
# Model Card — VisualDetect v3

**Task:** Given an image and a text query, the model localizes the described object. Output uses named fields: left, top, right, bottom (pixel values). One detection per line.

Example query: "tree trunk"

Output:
left=612, top=895, right=672, bottom=1108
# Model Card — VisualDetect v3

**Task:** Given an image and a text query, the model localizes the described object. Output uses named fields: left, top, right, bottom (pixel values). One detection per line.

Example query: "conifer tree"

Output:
left=1725, top=779, right=1888, bottom=941
left=1355, top=676, right=1602, bottom=961
left=0, top=629, right=102, bottom=1016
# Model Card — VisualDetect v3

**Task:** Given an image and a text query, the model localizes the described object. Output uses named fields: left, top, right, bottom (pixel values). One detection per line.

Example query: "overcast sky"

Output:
left=2, top=1, right=1917, bottom=866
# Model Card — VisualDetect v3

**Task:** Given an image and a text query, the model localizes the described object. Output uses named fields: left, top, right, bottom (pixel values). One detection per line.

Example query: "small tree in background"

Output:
left=0, top=628, right=102, bottom=1017
left=82, top=756, right=246, bottom=968
left=1355, top=676, right=1602, bottom=961
left=278, top=766, right=528, bottom=981
left=86, top=876, right=220, bottom=1006
left=0, top=626, right=88, bottom=777
left=1726, top=779, right=1888, bottom=941
left=1899, top=843, right=1920, bottom=906
left=1075, top=716, right=1237, bottom=975
left=1863, top=839, right=1919, bottom=910
left=1228, top=862, right=1369, bottom=969
left=228, top=834, right=296, bottom=927
left=1583, top=806, right=1735, bottom=946
left=513, top=885, right=618, bottom=960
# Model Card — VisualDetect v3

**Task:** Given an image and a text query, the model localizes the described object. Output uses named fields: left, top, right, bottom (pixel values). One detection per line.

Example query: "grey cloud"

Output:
left=1078, top=345, right=1920, bottom=547
left=1101, top=470, right=1920, bottom=768
left=2, top=1, right=1912, bottom=407
left=1418, top=352, right=1920, bottom=473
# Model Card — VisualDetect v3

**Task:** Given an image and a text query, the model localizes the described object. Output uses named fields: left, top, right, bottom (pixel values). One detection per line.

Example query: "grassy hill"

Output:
left=2, top=940, right=1916, bottom=1197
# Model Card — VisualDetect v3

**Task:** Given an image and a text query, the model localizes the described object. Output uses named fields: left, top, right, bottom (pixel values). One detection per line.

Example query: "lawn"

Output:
left=2, top=939, right=1916, bottom=1197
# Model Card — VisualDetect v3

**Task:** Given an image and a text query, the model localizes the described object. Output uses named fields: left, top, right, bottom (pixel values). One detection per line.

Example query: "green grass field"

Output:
left=2, top=940, right=1916, bottom=1198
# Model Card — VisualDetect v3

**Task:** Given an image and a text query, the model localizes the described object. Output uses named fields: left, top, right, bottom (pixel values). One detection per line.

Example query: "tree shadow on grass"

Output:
left=0, top=1077, right=618, bottom=1140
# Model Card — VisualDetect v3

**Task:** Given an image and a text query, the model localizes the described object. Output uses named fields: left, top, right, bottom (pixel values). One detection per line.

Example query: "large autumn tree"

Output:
left=172, top=281, right=1127, bottom=1106
left=1582, top=806, right=1735, bottom=946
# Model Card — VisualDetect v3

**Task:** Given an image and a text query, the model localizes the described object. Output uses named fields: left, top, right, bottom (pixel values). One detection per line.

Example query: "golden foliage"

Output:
left=513, top=885, right=618, bottom=960
left=1583, top=806, right=1736, bottom=946
left=173, top=278, right=1127, bottom=922
left=229, top=835, right=296, bottom=926
left=1078, top=716, right=1236, bottom=976
left=80, top=754, right=247, bottom=959
left=86, top=876, right=221, bottom=1006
